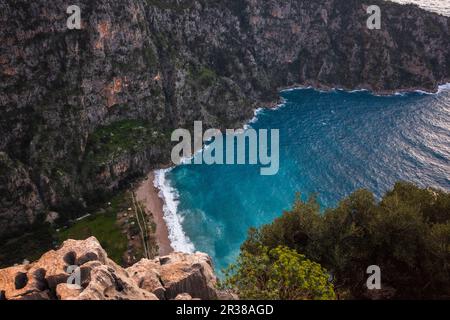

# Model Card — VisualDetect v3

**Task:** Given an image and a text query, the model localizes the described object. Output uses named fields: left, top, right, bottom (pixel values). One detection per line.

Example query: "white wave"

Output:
left=279, top=82, right=450, bottom=97
left=153, top=169, right=195, bottom=253
left=250, top=107, right=264, bottom=122
left=281, top=86, right=363, bottom=94
left=245, top=99, right=289, bottom=129
left=280, top=85, right=313, bottom=92
left=244, top=107, right=264, bottom=129
left=410, top=83, right=450, bottom=95
left=348, top=89, right=369, bottom=93
left=438, top=83, right=450, bottom=94
left=274, top=97, right=287, bottom=110
left=157, top=104, right=269, bottom=250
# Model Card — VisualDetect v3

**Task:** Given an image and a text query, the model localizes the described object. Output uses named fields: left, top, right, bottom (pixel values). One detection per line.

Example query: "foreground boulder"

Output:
left=0, top=237, right=225, bottom=300
left=128, top=252, right=218, bottom=300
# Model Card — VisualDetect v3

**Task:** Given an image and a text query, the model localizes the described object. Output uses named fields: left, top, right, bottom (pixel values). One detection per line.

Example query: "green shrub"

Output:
left=196, top=67, right=217, bottom=87
left=222, top=245, right=336, bottom=300
left=242, top=182, right=450, bottom=299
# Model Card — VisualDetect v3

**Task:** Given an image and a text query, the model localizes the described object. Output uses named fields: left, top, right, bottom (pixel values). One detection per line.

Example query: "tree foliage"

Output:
left=222, top=245, right=336, bottom=300
left=241, top=182, right=450, bottom=299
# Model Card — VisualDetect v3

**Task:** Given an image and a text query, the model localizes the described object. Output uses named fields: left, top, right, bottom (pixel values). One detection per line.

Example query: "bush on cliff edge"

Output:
left=235, top=182, right=450, bottom=299
left=221, top=245, right=336, bottom=300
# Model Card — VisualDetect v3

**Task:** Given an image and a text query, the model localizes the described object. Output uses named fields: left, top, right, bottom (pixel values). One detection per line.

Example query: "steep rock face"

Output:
left=0, top=0, right=172, bottom=238
left=0, top=237, right=222, bottom=300
left=0, top=0, right=449, bottom=238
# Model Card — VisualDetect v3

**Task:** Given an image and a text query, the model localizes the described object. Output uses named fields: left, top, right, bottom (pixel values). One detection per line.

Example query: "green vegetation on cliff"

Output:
left=84, top=120, right=168, bottom=166
left=229, top=182, right=450, bottom=300
left=186, top=66, right=218, bottom=89
left=2, top=0, right=450, bottom=241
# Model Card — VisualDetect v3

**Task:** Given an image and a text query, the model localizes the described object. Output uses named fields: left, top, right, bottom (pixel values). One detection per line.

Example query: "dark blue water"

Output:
left=160, top=87, right=450, bottom=272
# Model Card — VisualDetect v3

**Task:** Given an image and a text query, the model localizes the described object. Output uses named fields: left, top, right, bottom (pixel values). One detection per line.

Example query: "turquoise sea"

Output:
left=156, top=85, right=450, bottom=273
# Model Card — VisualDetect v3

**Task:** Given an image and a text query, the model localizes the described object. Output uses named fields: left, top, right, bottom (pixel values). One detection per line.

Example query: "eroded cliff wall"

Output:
left=1, top=0, right=449, bottom=238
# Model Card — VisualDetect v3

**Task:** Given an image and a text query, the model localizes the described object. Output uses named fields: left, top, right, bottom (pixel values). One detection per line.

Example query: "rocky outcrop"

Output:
left=1, top=0, right=449, bottom=239
left=127, top=251, right=218, bottom=300
left=0, top=237, right=225, bottom=300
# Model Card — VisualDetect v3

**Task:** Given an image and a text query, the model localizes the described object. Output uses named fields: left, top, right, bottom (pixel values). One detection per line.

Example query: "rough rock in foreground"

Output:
left=0, top=237, right=231, bottom=300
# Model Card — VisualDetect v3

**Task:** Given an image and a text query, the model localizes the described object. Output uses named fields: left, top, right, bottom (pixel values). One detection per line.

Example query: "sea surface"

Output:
left=389, top=0, right=450, bottom=16
left=156, top=84, right=450, bottom=273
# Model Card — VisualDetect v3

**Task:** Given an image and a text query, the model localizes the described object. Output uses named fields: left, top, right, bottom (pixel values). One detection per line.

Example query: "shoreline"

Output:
left=135, top=172, right=174, bottom=256
left=276, top=80, right=450, bottom=99
left=134, top=82, right=450, bottom=257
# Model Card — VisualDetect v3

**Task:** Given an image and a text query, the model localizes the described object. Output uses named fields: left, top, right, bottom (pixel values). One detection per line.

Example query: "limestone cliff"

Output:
left=0, top=237, right=232, bottom=300
left=1, top=0, right=449, bottom=238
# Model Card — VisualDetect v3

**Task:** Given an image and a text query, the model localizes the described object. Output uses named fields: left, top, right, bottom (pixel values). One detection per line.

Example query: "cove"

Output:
left=161, top=86, right=450, bottom=273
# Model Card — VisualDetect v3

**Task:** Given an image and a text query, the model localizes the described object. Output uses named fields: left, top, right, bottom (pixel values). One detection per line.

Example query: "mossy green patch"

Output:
left=84, top=120, right=168, bottom=165
left=188, top=66, right=218, bottom=88
left=197, top=67, right=217, bottom=87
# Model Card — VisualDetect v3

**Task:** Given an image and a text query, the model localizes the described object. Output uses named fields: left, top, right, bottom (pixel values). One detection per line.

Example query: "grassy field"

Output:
left=1, top=190, right=155, bottom=268
left=57, top=193, right=129, bottom=265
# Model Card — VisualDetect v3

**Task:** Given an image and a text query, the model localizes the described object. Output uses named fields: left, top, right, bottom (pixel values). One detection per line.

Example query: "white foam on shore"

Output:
left=279, top=82, right=450, bottom=97
left=156, top=105, right=264, bottom=251
left=250, top=107, right=264, bottom=122
left=243, top=107, right=264, bottom=129
left=155, top=105, right=271, bottom=251
left=280, top=85, right=313, bottom=92
left=244, top=99, right=288, bottom=128
left=410, top=83, right=450, bottom=95
left=437, top=83, right=450, bottom=94
left=153, top=169, right=195, bottom=253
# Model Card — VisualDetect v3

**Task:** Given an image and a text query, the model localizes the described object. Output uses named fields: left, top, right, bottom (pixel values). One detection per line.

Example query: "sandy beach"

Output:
left=135, top=172, right=173, bottom=256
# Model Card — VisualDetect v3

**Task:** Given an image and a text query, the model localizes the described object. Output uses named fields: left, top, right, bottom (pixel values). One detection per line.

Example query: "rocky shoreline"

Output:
left=278, top=80, right=450, bottom=97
